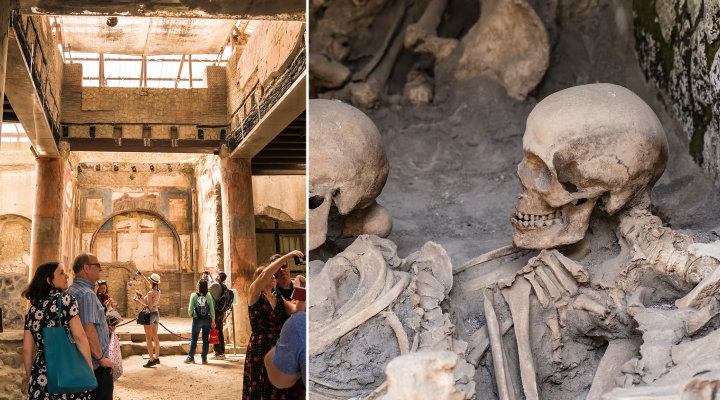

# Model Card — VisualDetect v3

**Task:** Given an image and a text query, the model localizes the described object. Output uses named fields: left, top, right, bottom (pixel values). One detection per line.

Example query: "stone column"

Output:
left=220, top=156, right=256, bottom=345
left=0, top=1, right=10, bottom=146
left=29, top=157, right=65, bottom=276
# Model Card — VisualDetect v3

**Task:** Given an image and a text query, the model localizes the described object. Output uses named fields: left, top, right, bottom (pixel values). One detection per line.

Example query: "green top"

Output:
left=188, top=292, right=215, bottom=319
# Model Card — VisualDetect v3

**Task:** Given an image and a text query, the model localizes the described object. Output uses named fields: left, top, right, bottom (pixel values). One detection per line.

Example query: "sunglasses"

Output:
left=97, top=280, right=106, bottom=285
left=280, top=264, right=288, bottom=270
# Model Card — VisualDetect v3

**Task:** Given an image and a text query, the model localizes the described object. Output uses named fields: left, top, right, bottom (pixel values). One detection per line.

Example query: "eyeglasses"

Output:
left=86, top=263, right=101, bottom=268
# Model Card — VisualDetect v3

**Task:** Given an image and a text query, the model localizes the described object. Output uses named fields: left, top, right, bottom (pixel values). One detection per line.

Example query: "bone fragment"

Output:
left=453, top=244, right=520, bottom=274
left=502, top=278, right=539, bottom=400
left=310, top=52, right=351, bottom=89
left=542, top=252, right=579, bottom=295
left=352, top=0, right=407, bottom=82
left=382, top=311, right=410, bottom=355
left=404, top=0, right=459, bottom=59
left=683, top=298, right=720, bottom=336
left=524, top=271, right=550, bottom=309
left=483, top=289, right=520, bottom=400
left=573, top=294, right=608, bottom=317
left=676, top=263, right=720, bottom=308
left=586, top=339, right=641, bottom=400
left=545, top=314, right=562, bottom=342
left=534, top=263, right=562, bottom=300
left=557, top=301, right=568, bottom=327
left=551, top=250, right=589, bottom=283
left=467, top=318, right=513, bottom=366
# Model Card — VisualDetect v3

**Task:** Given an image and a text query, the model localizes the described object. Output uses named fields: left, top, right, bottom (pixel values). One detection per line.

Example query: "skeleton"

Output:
left=308, top=99, right=393, bottom=250
left=309, top=235, right=476, bottom=399
left=469, top=84, right=720, bottom=399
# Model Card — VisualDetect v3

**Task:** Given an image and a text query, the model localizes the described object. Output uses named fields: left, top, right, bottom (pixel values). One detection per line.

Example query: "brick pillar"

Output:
left=220, top=157, right=256, bottom=346
left=29, top=157, right=65, bottom=276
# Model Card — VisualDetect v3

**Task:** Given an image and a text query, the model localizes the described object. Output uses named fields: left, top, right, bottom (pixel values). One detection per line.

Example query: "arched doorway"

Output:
left=89, top=209, right=182, bottom=271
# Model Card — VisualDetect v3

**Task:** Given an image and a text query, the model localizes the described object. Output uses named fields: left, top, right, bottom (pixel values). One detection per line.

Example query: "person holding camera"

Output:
left=132, top=271, right=161, bottom=368
left=242, top=250, right=304, bottom=400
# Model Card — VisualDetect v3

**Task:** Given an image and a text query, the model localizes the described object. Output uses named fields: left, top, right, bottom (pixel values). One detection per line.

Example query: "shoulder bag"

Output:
left=43, top=294, right=98, bottom=393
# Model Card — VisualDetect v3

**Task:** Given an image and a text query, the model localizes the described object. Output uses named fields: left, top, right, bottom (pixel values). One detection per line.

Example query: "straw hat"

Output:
left=149, top=273, right=161, bottom=284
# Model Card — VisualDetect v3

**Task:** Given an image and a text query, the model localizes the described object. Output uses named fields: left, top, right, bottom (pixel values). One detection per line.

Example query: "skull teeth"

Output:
left=511, top=210, right=563, bottom=229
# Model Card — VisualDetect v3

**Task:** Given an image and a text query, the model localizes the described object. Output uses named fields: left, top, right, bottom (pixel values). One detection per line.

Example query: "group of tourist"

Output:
left=20, top=250, right=307, bottom=400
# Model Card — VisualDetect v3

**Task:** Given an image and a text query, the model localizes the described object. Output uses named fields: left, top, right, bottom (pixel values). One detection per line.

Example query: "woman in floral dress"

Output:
left=22, top=261, right=94, bottom=400
left=242, top=250, right=305, bottom=400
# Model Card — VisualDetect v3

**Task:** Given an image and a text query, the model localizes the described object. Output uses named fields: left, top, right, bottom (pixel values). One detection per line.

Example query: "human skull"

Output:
left=512, top=83, right=668, bottom=249
left=309, top=99, right=390, bottom=250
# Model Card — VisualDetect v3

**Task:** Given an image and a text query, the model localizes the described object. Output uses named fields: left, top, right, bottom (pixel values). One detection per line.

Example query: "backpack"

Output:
left=215, top=284, right=233, bottom=314
left=195, top=294, right=208, bottom=317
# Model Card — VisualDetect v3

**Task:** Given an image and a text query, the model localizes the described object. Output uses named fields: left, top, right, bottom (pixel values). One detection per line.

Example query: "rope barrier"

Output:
left=115, top=310, right=231, bottom=341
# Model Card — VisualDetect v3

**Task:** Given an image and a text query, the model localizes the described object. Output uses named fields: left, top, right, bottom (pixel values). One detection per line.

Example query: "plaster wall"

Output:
left=226, top=21, right=305, bottom=131
left=252, top=174, right=306, bottom=222
left=0, top=151, right=35, bottom=219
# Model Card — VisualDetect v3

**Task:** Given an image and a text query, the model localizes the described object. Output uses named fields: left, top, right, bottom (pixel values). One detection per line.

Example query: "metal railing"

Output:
left=227, top=46, right=306, bottom=150
left=11, top=11, right=61, bottom=144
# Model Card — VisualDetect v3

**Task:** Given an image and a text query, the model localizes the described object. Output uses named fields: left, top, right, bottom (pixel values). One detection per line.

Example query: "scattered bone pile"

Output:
left=310, top=0, right=549, bottom=108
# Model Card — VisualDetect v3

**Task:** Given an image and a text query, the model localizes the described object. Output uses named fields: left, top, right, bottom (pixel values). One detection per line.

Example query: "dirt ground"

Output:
left=312, top=0, right=720, bottom=265
left=114, top=355, right=245, bottom=399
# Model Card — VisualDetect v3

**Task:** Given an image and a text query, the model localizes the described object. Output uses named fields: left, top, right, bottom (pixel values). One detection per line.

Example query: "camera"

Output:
left=293, top=255, right=306, bottom=265
left=136, top=271, right=142, bottom=276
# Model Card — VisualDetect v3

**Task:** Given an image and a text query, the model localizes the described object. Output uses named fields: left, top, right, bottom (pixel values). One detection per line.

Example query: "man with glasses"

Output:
left=67, top=253, right=114, bottom=400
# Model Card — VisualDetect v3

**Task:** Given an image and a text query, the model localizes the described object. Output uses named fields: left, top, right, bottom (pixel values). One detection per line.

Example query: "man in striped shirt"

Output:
left=67, top=253, right=114, bottom=400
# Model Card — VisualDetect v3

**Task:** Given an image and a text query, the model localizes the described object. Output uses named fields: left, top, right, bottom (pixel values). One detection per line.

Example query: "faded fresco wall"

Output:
left=252, top=175, right=306, bottom=223
left=75, top=162, right=194, bottom=273
left=633, top=0, right=720, bottom=184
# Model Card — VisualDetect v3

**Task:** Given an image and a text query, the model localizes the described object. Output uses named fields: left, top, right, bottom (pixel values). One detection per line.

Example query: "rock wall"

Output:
left=0, top=332, right=26, bottom=400
left=633, top=0, right=720, bottom=184
left=0, top=215, right=32, bottom=330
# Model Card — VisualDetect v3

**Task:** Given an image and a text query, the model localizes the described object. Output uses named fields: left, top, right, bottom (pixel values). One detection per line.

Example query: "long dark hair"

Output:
left=22, top=262, right=60, bottom=304
left=197, top=279, right=208, bottom=295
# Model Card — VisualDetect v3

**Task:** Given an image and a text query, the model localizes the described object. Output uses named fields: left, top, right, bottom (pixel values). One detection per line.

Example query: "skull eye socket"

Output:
left=520, top=154, right=552, bottom=192
left=309, top=195, right=325, bottom=209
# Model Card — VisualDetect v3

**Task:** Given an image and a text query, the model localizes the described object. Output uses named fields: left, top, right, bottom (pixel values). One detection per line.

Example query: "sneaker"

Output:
left=184, top=357, right=195, bottom=364
left=201, top=359, right=208, bottom=364
left=152, top=358, right=160, bottom=365
left=211, top=354, right=225, bottom=360
left=143, top=359, right=155, bottom=368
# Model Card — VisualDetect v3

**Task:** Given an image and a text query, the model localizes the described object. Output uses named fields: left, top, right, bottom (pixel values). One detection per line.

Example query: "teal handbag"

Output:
left=43, top=294, right=98, bottom=394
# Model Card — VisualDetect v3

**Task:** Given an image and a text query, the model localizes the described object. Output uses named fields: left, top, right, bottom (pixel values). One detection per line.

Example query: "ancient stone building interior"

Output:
left=309, top=0, right=720, bottom=399
left=0, top=1, right=304, bottom=396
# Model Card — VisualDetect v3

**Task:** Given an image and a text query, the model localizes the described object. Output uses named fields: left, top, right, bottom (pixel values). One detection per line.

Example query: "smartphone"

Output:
left=291, top=287, right=306, bottom=302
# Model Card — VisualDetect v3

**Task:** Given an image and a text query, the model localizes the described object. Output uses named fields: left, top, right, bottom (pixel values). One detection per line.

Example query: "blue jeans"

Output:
left=188, top=316, right=211, bottom=360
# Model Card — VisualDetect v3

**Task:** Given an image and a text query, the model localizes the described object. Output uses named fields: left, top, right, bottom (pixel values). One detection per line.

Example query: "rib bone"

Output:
left=524, top=271, right=549, bottom=309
